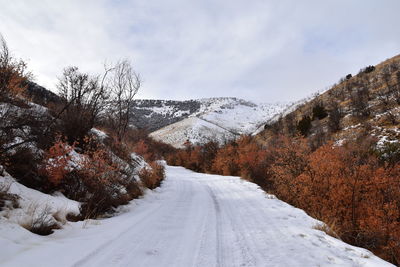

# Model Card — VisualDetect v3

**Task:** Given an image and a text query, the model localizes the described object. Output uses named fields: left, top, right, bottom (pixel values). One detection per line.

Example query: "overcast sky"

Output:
left=1, top=0, right=399, bottom=102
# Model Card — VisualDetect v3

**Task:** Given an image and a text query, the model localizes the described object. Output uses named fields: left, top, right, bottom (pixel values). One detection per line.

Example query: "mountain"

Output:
left=130, top=99, right=201, bottom=131
left=135, top=97, right=287, bottom=148
left=26, top=81, right=63, bottom=106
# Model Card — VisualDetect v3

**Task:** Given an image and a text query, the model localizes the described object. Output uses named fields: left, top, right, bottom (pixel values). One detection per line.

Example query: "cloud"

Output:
left=0, top=0, right=399, bottom=102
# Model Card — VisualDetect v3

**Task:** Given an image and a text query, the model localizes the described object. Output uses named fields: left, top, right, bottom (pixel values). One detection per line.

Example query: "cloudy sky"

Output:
left=1, top=0, right=399, bottom=102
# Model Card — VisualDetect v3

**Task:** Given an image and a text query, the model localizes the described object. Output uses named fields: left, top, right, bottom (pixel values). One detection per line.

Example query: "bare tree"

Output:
left=57, top=66, right=109, bottom=142
left=108, top=60, right=141, bottom=141
left=308, top=119, right=326, bottom=150
left=283, top=112, right=296, bottom=137
left=393, top=72, right=400, bottom=105
left=350, top=85, right=370, bottom=119
left=376, top=68, right=399, bottom=125
left=328, top=101, right=342, bottom=133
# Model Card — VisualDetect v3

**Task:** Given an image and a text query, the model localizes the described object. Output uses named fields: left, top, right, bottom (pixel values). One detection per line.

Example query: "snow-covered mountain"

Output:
left=130, top=99, right=201, bottom=132
left=142, top=97, right=287, bottom=148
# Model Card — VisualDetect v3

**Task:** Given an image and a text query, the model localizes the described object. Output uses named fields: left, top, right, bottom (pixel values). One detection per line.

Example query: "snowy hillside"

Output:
left=149, top=117, right=236, bottom=148
left=147, top=98, right=287, bottom=148
left=196, top=98, right=287, bottom=134
left=0, top=165, right=392, bottom=267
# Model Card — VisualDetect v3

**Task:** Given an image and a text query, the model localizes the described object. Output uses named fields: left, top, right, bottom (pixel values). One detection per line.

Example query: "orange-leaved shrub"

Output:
left=39, top=137, right=75, bottom=186
left=269, top=136, right=310, bottom=206
left=39, top=136, right=142, bottom=218
left=211, top=143, right=240, bottom=176
left=0, top=36, right=30, bottom=102
left=292, top=140, right=399, bottom=264
left=77, top=144, right=141, bottom=217
left=133, top=137, right=174, bottom=162
left=139, top=161, right=165, bottom=190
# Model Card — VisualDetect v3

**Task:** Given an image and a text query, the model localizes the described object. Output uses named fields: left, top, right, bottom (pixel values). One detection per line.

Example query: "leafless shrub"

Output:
left=6, top=146, right=43, bottom=189
left=0, top=178, right=19, bottom=211
left=20, top=203, right=60, bottom=236
left=327, top=101, right=342, bottom=133
left=56, top=66, right=109, bottom=143
left=139, top=162, right=165, bottom=189
left=313, top=222, right=341, bottom=240
left=350, top=86, right=370, bottom=118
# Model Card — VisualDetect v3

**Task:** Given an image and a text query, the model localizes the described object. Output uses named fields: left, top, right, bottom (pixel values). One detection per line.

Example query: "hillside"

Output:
left=130, top=99, right=201, bottom=131
left=150, top=117, right=236, bottom=148
left=146, top=98, right=287, bottom=148
left=256, top=54, right=400, bottom=148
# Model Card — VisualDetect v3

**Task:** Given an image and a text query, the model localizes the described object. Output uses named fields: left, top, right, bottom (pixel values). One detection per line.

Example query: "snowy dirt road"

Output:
left=0, top=165, right=392, bottom=267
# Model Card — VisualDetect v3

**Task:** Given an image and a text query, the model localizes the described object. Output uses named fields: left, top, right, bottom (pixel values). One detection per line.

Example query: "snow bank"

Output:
left=0, top=169, right=80, bottom=230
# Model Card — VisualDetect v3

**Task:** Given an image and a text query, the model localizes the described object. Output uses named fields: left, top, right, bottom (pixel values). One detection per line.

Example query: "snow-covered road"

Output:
left=0, top=166, right=392, bottom=266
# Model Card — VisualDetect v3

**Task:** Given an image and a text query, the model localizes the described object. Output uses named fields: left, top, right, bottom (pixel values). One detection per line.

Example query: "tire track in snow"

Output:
left=70, top=199, right=167, bottom=267
left=209, top=178, right=258, bottom=267
left=204, top=184, right=223, bottom=267
left=223, top=179, right=277, bottom=265
left=110, top=180, right=191, bottom=266
left=71, top=179, right=187, bottom=267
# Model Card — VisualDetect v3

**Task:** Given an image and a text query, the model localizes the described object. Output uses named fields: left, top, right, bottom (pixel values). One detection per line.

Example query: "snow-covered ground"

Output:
left=0, top=166, right=392, bottom=267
